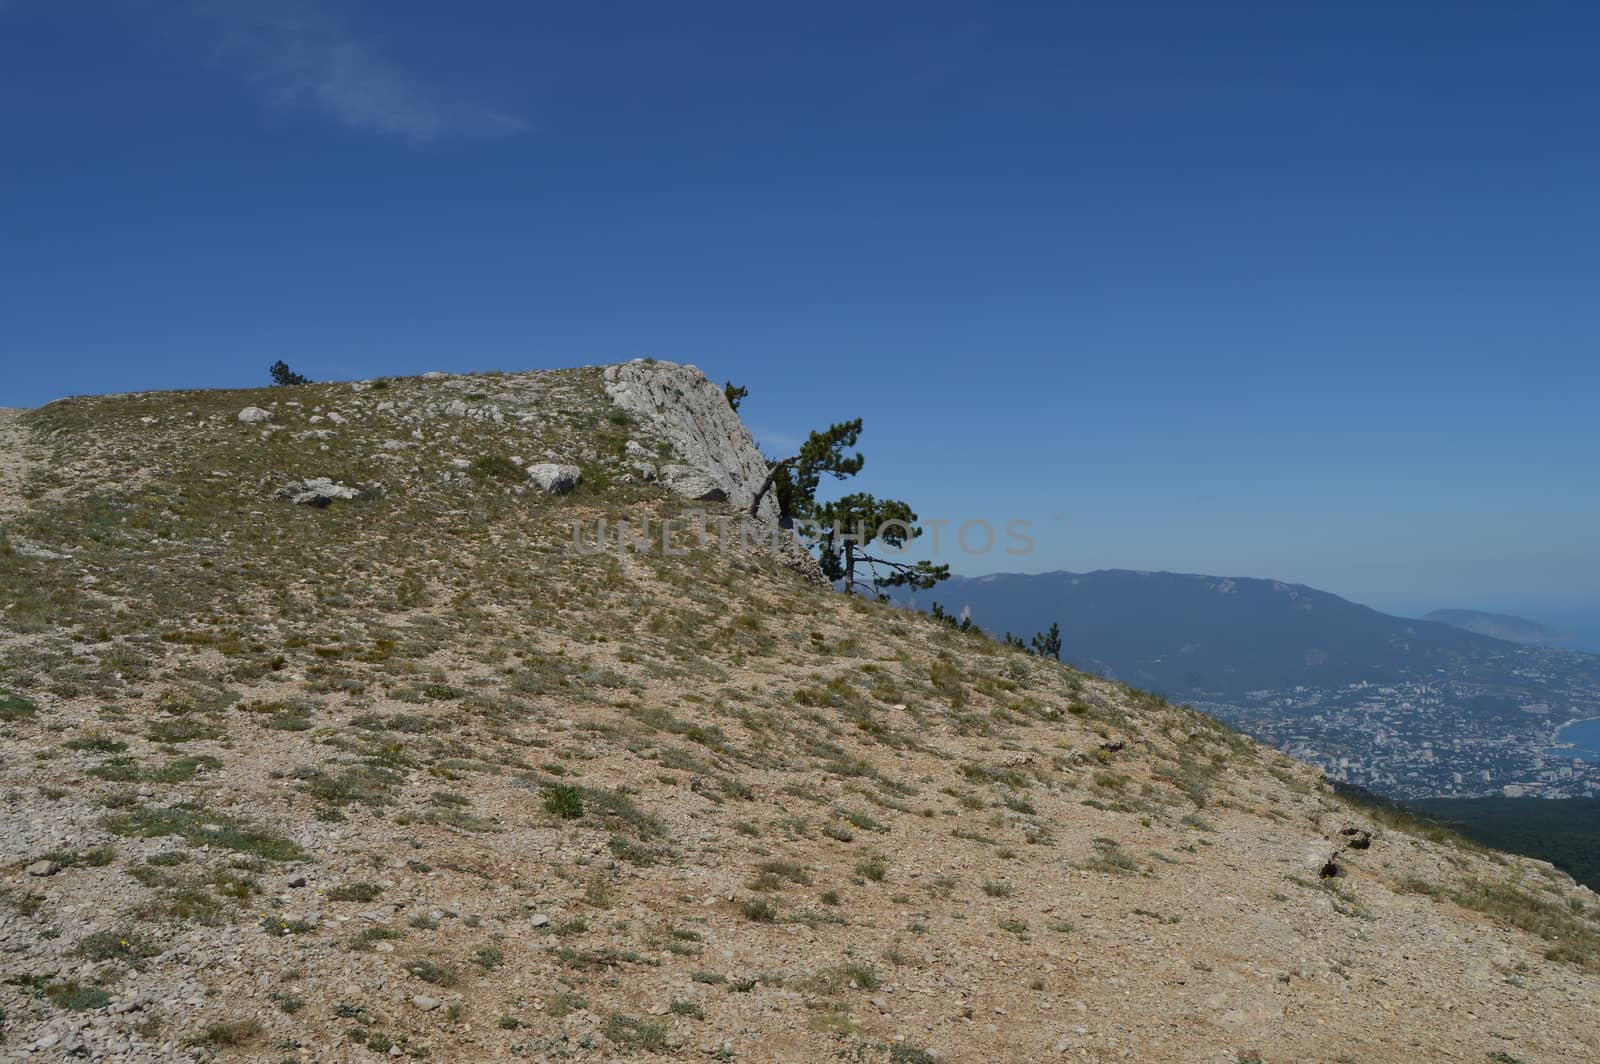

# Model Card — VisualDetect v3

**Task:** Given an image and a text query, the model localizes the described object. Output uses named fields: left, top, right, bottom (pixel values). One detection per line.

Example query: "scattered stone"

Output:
left=276, top=476, right=375, bottom=507
left=237, top=406, right=273, bottom=423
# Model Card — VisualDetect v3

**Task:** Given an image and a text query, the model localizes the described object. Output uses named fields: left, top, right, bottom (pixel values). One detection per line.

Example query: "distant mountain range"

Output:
left=1425, top=608, right=1569, bottom=645
left=899, top=569, right=1538, bottom=699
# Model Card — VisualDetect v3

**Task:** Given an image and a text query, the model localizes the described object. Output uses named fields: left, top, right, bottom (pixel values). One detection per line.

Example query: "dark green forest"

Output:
left=1408, top=796, right=1600, bottom=892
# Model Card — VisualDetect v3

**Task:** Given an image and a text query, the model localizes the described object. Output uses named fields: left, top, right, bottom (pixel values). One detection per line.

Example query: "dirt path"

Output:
left=0, top=407, right=35, bottom=522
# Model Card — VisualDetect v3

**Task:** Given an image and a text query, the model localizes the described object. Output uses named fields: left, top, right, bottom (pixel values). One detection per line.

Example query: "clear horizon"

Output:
left=3, top=1, right=1596, bottom=612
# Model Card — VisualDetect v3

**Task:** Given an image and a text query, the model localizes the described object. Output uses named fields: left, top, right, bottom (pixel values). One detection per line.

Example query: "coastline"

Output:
left=1548, top=716, right=1600, bottom=763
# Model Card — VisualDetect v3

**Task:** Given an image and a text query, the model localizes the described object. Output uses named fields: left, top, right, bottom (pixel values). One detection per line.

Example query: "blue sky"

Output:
left=2, top=1, right=1597, bottom=625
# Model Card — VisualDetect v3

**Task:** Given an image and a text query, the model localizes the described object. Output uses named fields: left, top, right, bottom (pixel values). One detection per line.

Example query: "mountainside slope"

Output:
left=1, top=364, right=1597, bottom=1063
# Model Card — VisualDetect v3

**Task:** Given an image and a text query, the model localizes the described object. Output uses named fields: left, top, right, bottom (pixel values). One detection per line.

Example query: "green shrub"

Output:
left=544, top=785, right=584, bottom=819
left=470, top=456, right=524, bottom=482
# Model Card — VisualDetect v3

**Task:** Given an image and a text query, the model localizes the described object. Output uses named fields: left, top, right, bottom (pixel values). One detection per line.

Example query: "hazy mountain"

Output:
left=898, top=569, right=1519, bottom=699
left=1425, top=608, right=1569, bottom=645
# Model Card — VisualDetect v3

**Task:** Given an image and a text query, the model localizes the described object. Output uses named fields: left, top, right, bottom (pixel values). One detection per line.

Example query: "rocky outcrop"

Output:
left=603, top=360, right=827, bottom=584
left=603, top=360, right=779, bottom=523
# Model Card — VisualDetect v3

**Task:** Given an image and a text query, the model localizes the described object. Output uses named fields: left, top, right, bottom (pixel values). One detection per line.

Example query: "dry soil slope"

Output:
left=0, top=408, right=37, bottom=522
left=0, top=364, right=1596, bottom=1064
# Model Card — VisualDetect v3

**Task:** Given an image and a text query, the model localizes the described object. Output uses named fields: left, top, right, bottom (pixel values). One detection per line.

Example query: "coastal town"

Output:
left=1203, top=662, right=1600, bottom=800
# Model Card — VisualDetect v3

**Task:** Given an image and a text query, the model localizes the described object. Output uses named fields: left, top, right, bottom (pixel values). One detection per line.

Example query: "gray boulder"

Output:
left=237, top=406, right=273, bottom=424
left=525, top=463, right=583, bottom=495
left=660, top=465, right=727, bottom=502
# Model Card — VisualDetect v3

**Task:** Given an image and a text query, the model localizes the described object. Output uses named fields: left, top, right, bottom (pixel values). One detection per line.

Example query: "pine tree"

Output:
left=748, top=418, right=863, bottom=522
left=269, top=360, right=310, bottom=386
left=733, top=390, right=947, bottom=600
left=813, top=492, right=949, bottom=599
left=1030, top=622, right=1062, bottom=661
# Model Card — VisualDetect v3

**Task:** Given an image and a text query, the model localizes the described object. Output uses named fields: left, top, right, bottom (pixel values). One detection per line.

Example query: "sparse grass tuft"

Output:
left=810, top=961, right=881, bottom=993
left=196, top=1018, right=262, bottom=1047
left=740, top=896, right=777, bottom=922
left=604, top=1013, right=668, bottom=1053
left=325, top=882, right=384, bottom=902
left=103, top=805, right=305, bottom=862
left=404, top=958, right=458, bottom=987
left=73, top=929, right=160, bottom=967
left=1080, top=836, right=1139, bottom=876
left=0, top=691, right=39, bottom=721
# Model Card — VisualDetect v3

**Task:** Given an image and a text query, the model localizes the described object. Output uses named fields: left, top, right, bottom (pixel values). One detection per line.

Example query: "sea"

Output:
left=1548, top=717, right=1600, bottom=765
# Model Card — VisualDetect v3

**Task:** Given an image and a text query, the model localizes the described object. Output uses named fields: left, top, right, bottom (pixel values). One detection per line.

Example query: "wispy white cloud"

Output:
left=750, top=427, right=802, bottom=456
left=178, top=1, right=523, bottom=143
